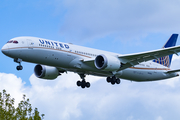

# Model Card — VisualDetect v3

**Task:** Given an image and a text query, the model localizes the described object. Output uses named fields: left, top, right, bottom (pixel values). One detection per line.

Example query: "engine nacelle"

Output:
left=34, top=64, right=59, bottom=80
left=94, top=54, right=121, bottom=71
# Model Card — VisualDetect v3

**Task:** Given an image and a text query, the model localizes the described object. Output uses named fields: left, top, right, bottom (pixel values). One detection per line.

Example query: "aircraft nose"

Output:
left=1, top=44, right=9, bottom=55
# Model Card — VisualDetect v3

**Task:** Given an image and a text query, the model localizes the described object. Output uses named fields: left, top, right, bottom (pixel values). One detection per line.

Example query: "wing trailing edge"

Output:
left=166, top=69, right=180, bottom=73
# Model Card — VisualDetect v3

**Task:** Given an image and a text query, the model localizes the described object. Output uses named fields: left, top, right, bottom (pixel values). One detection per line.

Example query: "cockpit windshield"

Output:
left=7, top=40, right=13, bottom=43
left=13, top=41, right=18, bottom=43
left=7, top=40, right=18, bottom=44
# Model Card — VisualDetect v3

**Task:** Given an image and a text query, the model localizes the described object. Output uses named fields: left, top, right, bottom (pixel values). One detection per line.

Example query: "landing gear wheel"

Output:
left=81, top=80, right=86, bottom=89
left=106, top=76, right=121, bottom=85
left=116, top=78, right=121, bottom=84
left=107, top=77, right=111, bottom=83
left=14, top=58, right=23, bottom=71
left=16, top=65, right=23, bottom=71
left=111, top=76, right=116, bottom=85
left=86, top=82, right=90, bottom=88
left=111, top=80, right=116, bottom=85
left=77, top=81, right=81, bottom=86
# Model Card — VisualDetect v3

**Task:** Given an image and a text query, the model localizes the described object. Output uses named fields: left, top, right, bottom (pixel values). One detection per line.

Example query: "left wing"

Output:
left=81, top=58, right=95, bottom=67
left=166, top=69, right=180, bottom=73
left=118, top=45, right=180, bottom=70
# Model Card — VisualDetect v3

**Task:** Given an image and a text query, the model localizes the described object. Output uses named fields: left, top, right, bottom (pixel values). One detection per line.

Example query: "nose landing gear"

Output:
left=14, top=58, right=23, bottom=71
left=16, top=65, right=23, bottom=71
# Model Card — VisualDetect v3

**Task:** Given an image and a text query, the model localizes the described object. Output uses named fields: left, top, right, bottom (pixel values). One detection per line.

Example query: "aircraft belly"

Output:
left=120, top=68, right=169, bottom=81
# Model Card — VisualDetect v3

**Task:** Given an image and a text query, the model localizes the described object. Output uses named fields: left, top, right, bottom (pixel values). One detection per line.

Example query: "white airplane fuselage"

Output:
left=1, top=36, right=178, bottom=83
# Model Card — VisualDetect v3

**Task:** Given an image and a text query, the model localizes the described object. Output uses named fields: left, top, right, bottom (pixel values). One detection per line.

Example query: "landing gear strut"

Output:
left=106, top=76, right=121, bottom=85
left=77, top=74, right=90, bottom=89
left=14, top=58, right=23, bottom=71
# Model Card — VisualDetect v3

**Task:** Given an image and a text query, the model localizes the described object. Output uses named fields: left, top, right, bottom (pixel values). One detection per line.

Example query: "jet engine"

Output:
left=94, top=54, right=121, bottom=71
left=34, top=64, right=59, bottom=80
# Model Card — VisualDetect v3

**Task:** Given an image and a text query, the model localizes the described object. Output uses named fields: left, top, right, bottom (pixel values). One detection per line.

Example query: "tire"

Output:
left=81, top=84, right=86, bottom=88
left=81, top=80, right=86, bottom=88
left=86, top=82, right=90, bottom=88
left=106, top=77, right=111, bottom=83
left=19, top=66, right=23, bottom=70
left=111, top=81, right=115, bottom=85
left=111, top=76, right=116, bottom=85
left=16, top=66, right=23, bottom=71
left=77, top=81, right=81, bottom=86
left=116, top=78, right=121, bottom=84
left=16, top=66, right=20, bottom=71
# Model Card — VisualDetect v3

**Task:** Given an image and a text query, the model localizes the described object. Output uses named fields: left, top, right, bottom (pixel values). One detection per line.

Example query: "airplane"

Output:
left=2, top=34, right=180, bottom=89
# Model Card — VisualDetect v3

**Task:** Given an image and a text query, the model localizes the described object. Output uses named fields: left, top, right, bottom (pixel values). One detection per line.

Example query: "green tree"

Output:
left=0, top=89, right=45, bottom=120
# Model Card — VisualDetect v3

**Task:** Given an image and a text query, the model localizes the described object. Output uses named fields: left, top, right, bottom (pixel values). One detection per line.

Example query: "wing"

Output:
left=118, top=45, right=180, bottom=70
left=166, top=69, right=180, bottom=73
left=81, top=58, right=95, bottom=67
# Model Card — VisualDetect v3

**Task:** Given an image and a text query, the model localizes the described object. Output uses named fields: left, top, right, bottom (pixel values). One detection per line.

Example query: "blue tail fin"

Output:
left=153, top=34, right=178, bottom=68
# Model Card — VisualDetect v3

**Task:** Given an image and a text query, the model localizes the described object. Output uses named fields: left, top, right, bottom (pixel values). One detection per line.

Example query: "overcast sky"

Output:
left=1, top=0, right=180, bottom=120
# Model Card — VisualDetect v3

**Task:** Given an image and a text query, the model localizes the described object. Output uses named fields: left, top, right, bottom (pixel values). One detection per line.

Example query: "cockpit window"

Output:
left=7, top=40, right=18, bottom=44
left=7, top=40, right=13, bottom=43
left=13, top=41, right=18, bottom=44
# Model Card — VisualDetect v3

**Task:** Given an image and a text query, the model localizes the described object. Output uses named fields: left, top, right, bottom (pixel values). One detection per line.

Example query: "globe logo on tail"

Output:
left=153, top=55, right=170, bottom=68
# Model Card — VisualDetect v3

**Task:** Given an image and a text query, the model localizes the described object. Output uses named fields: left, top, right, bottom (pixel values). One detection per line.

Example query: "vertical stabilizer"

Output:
left=153, top=34, right=178, bottom=68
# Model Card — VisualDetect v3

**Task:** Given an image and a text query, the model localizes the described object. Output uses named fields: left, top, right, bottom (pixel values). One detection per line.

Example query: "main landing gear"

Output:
left=14, top=58, right=23, bottom=71
left=106, top=76, right=121, bottom=85
left=76, top=74, right=121, bottom=89
left=77, top=74, right=90, bottom=89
